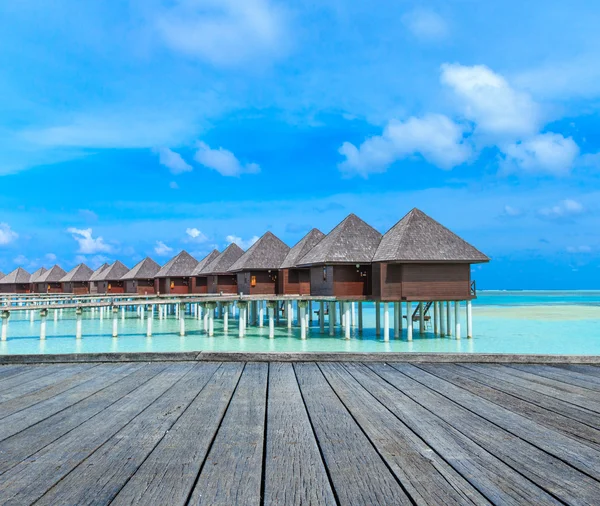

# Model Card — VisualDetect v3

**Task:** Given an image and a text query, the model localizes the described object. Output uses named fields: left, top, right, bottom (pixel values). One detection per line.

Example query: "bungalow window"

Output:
left=251, top=275, right=257, bottom=287
left=323, top=266, right=327, bottom=281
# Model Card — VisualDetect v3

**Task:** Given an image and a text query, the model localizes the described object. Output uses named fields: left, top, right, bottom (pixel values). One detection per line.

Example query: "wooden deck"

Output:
left=1, top=362, right=600, bottom=504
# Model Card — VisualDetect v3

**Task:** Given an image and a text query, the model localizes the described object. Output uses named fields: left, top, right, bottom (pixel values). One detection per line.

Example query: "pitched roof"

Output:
left=60, top=263, right=94, bottom=282
left=96, top=260, right=129, bottom=281
left=89, top=263, right=110, bottom=282
left=297, top=214, right=382, bottom=266
left=0, top=272, right=4, bottom=280
left=191, top=249, right=221, bottom=276
left=0, top=267, right=31, bottom=284
left=200, top=243, right=245, bottom=275
left=121, top=257, right=161, bottom=280
left=280, top=228, right=326, bottom=269
left=373, top=208, right=490, bottom=263
left=154, top=251, right=198, bottom=278
left=229, top=232, right=290, bottom=272
left=35, top=265, right=67, bottom=283
left=30, top=267, right=48, bottom=283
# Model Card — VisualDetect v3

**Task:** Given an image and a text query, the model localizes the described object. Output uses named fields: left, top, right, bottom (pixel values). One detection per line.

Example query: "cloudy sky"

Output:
left=1, top=0, right=600, bottom=288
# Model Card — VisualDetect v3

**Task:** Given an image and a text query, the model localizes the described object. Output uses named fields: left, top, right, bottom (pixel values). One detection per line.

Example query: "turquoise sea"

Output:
left=1, top=291, right=599, bottom=355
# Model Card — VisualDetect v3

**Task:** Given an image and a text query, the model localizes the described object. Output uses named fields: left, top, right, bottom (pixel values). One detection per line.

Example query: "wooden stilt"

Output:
left=407, top=301, right=413, bottom=341
left=319, top=301, right=325, bottom=333
left=329, top=302, right=335, bottom=336
left=394, top=302, right=400, bottom=338
left=268, top=302, right=275, bottom=338
left=358, top=301, right=363, bottom=333
left=467, top=300, right=473, bottom=338
left=375, top=301, right=380, bottom=336
left=383, top=302, right=390, bottom=342
left=147, top=305, right=153, bottom=337
left=40, top=309, right=48, bottom=340
left=344, top=302, right=351, bottom=340
left=455, top=301, right=461, bottom=340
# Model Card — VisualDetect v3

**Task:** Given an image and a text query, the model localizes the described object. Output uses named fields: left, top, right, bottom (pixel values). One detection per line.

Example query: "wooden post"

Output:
left=329, top=302, right=335, bottom=336
left=440, top=301, right=446, bottom=336
left=267, top=301, right=276, bottom=339
left=407, top=301, right=413, bottom=341
left=2, top=310, right=9, bottom=341
left=394, top=302, right=400, bottom=338
left=319, top=301, right=325, bottom=333
left=344, top=302, right=351, bottom=340
left=375, top=301, right=380, bottom=336
left=383, top=302, right=390, bottom=342
left=287, top=300, right=293, bottom=328
left=358, top=301, right=363, bottom=333
left=299, top=301, right=307, bottom=340
left=434, top=301, right=439, bottom=336
left=467, top=300, right=473, bottom=338
left=455, top=301, right=461, bottom=340
left=419, top=302, right=424, bottom=334
left=76, top=307, right=83, bottom=339
left=446, top=301, right=452, bottom=338
left=147, top=305, right=153, bottom=337
left=112, top=306, right=118, bottom=337
left=179, top=303, right=185, bottom=336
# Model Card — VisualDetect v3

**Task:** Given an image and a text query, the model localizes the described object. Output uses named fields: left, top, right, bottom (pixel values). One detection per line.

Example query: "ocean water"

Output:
left=0, top=291, right=599, bottom=355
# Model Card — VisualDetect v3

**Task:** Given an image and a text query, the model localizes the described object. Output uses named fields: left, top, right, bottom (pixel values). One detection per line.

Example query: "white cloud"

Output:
left=67, top=227, right=112, bottom=254
left=169, top=181, right=179, bottom=190
left=186, top=227, right=208, bottom=242
left=539, top=199, right=584, bottom=220
left=338, top=114, right=471, bottom=176
left=0, top=223, right=18, bottom=245
left=75, top=254, right=111, bottom=270
left=503, top=205, right=523, bottom=217
left=45, top=253, right=57, bottom=263
left=226, top=234, right=259, bottom=249
left=13, top=254, right=28, bottom=266
left=195, top=141, right=261, bottom=177
left=440, top=63, right=540, bottom=139
left=402, top=9, right=448, bottom=41
left=155, top=0, right=288, bottom=67
left=567, top=245, right=592, bottom=253
left=154, top=240, right=173, bottom=256
left=155, top=147, right=192, bottom=174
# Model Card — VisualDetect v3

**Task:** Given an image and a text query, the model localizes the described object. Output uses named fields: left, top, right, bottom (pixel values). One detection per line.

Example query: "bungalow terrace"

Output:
left=88, top=263, right=109, bottom=294
left=371, top=208, right=489, bottom=301
left=154, top=251, right=198, bottom=295
left=278, top=228, right=325, bottom=295
left=34, top=265, right=67, bottom=293
left=229, top=233, right=290, bottom=295
left=296, top=214, right=382, bottom=298
left=121, top=257, right=161, bottom=295
left=200, top=243, right=244, bottom=294
left=60, top=263, right=94, bottom=294
left=190, top=250, right=220, bottom=294
left=95, top=261, right=129, bottom=294
left=0, top=267, right=31, bottom=293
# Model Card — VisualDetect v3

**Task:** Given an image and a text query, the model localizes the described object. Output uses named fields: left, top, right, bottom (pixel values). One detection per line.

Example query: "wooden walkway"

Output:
left=1, top=362, right=600, bottom=504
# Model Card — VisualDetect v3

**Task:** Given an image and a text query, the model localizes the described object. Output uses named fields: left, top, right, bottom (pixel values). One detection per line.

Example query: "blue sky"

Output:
left=1, top=0, right=600, bottom=289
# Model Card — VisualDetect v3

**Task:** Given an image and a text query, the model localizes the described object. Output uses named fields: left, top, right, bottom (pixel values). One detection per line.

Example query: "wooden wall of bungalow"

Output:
left=35, top=282, right=63, bottom=294
left=308, top=264, right=372, bottom=298
left=190, top=276, right=208, bottom=294
left=0, top=284, right=30, bottom=294
left=236, top=270, right=280, bottom=295
left=124, top=279, right=156, bottom=295
left=154, top=277, right=192, bottom=295
left=371, top=262, right=473, bottom=302
left=207, top=274, right=238, bottom=294
left=62, top=282, right=89, bottom=294
left=278, top=268, right=311, bottom=295
left=97, top=279, right=126, bottom=294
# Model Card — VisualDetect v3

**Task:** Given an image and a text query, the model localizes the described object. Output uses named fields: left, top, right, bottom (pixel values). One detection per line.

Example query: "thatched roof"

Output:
left=200, top=243, right=244, bottom=275
left=30, top=267, right=48, bottom=283
left=280, top=228, right=325, bottom=269
left=121, top=257, right=161, bottom=280
left=154, top=250, right=198, bottom=278
left=191, top=249, right=221, bottom=276
left=60, top=263, right=94, bottom=283
left=297, top=214, right=382, bottom=266
left=229, top=233, right=290, bottom=272
left=36, top=265, right=67, bottom=283
left=373, top=208, right=489, bottom=263
left=96, top=260, right=129, bottom=281
left=89, top=263, right=110, bottom=282
left=0, top=267, right=31, bottom=284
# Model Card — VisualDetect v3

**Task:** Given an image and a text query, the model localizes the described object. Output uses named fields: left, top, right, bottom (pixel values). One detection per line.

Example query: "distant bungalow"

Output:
left=296, top=214, right=382, bottom=298
left=95, top=261, right=129, bottom=294
left=0, top=267, right=31, bottom=293
left=34, top=265, right=67, bottom=293
left=230, top=232, right=290, bottom=295
left=121, top=257, right=161, bottom=294
left=29, top=267, right=48, bottom=292
left=60, top=263, right=94, bottom=294
left=154, top=251, right=198, bottom=294
left=88, top=263, right=110, bottom=294
left=200, top=243, right=245, bottom=294
left=190, top=250, right=220, bottom=294
left=279, top=228, right=325, bottom=295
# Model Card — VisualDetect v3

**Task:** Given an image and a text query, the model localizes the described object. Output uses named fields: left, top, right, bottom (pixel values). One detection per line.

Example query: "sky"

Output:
left=1, top=0, right=600, bottom=289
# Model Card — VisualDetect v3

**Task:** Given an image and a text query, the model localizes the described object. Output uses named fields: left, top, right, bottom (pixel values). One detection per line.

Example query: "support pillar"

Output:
left=329, top=302, right=335, bottom=336
left=375, top=301, right=380, bottom=336
left=299, top=301, right=307, bottom=340
left=39, top=309, right=48, bottom=340
left=112, top=307, right=118, bottom=338
left=203, top=304, right=209, bottom=333
left=419, top=302, right=424, bottom=334
left=447, top=301, right=452, bottom=338
left=467, top=300, right=473, bottom=338
left=267, top=301, right=276, bottom=339
left=351, top=302, right=356, bottom=327
left=238, top=302, right=247, bottom=338
left=54, top=309, right=58, bottom=322
left=319, top=301, right=325, bottom=334
left=76, top=308, right=83, bottom=339
left=434, top=301, right=439, bottom=336
left=0, top=311, right=9, bottom=341
left=358, top=301, right=363, bottom=333
left=455, top=301, right=461, bottom=340
left=440, top=301, right=446, bottom=336
left=287, top=300, right=293, bottom=328
left=147, top=305, right=153, bottom=337
left=258, top=301, right=264, bottom=327
left=121, top=306, right=125, bottom=320
left=394, top=302, right=400, bottom=338
left=223, top=303, right=229, bottom=333
left=383, top=302, right=390, bottom=342
left=406, top=301, right=413, bottom=341
left=179, top=303, right=185, bottom=337
left=207, top=302, right=216, bottom=336
left=344, top=302, right=351, bottom=339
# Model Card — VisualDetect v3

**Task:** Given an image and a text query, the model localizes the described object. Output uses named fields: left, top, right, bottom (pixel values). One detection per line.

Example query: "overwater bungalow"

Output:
left=88, top=263, right=110, bottom=294
left=229, top=232, right=290, bottom=295
left=201, top=243, right=245, bottom=294
left=121, top=257, right=161, bottom=295
left=34, top=265, right=67, bottom=293
left=0, top=267, right=32, bottom=293
left=278, top=228, right=325, bottom=295
left=190, top=249, right=220, bottom=294
left=371, top=208, right=489, bottom=301
left=29, top=267, right=47, bottom=292
left=60, top=263, right=94, bottom=294
left=154, top=251, right=198, bottom=294
left=95, top=261, right=129, bottom=294
left=296, top=214, right=382, bottom=298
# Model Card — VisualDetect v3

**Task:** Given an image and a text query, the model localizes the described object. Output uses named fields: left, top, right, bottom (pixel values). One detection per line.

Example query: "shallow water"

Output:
left=1, top=291, right=599, bottom=355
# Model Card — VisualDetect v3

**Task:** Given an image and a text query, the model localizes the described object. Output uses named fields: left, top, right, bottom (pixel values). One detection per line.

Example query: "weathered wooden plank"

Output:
left=554, top=364, right=600, bottom=377
left=320, top=362, right=490, bottom=506
left=111, top=363, right=243, bottom=506
left=188, top=362, right=268, bottom=506
left=263, top=363, right=337, bottom=506
left=0, top=365, right=28, bottom=381
left=384, top=363, right=600, bottom=504
left=348, top=363, right=561, bottom=505
left=0, top=364, right=92, bottom=400
left=0, top=363, right=193, bottom=505
left=35, top=362, right=222, bottom=506
left=420, top=364, right=600, bottom=448
left=294, top=362, right=412, bottom=506
left=511, top=364, right=600, bottom=392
